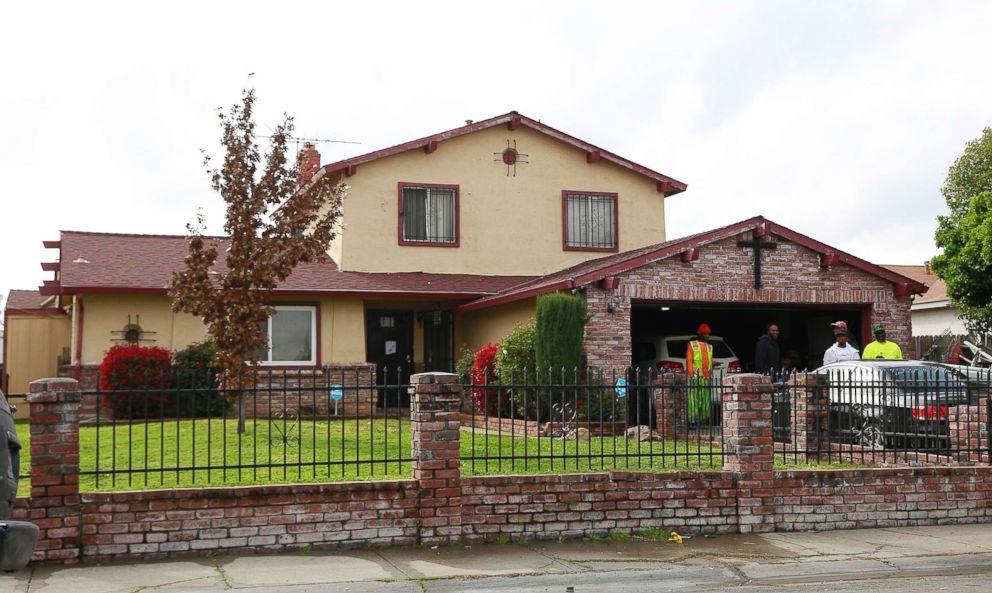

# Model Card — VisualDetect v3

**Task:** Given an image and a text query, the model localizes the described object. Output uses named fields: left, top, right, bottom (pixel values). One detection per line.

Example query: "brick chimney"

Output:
left=924, top=260, right=932, bottom=275
left=298, top=142, right=321, bottom=187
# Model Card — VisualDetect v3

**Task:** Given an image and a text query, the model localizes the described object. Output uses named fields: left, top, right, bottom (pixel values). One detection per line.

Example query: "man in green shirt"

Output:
left=862, top=325, right=903, bottom=360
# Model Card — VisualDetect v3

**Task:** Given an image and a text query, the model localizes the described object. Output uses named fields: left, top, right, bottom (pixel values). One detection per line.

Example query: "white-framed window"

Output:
left=254, top=305, right=317, bottom=365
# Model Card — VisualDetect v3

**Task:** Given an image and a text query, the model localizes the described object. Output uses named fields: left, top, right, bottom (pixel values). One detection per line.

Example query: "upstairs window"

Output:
left=399, top=183, right=459, bottom=246
left=254, top=305, right=317, bottom=365
left=563, top=191, right=618, bottom=252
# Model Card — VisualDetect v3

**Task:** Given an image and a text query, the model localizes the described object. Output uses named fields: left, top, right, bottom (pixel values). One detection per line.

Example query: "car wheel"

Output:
left=851, top=405, right=885, bottom=449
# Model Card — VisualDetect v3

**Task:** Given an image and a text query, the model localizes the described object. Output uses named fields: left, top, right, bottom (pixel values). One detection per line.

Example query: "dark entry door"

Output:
left=423, top=311, right=454, bottom=372
left=365, top=310, right=414, bottom=407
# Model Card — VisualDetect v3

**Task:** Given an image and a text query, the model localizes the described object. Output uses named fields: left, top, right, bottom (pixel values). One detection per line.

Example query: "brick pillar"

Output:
left=410, top=372, right=462, bottom=545
left=27, top=378, right=82, bottom=564
left=722, top=374, right=775, bottom=534
left=948, top=393, right=989, bottom=464
left=788, top=373, right=830, bottom=459
left=653, top=372, right=688, bottom=440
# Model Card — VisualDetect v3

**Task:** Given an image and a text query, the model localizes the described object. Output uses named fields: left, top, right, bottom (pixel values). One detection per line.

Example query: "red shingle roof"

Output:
left=4, top=289, right=59, bottom=314
left=882, top=265, right=949, bottom=304
left=459, top=216, right=930, bottom=312
left=55, top=231, right=533, bottom=298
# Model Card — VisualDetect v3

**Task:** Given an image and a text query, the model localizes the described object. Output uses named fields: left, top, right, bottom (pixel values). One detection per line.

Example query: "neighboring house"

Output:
left=8, top=111, right=926, bottom=392
left=883, top=263, right=968, bottom=336
left=2, top=289, right=70, bottom=394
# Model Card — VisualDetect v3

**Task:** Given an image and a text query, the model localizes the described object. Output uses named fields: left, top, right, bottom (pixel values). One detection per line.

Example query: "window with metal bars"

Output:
left=399, top=184, right=459, bottom=246
left=563, top=191, right=618, bottom=251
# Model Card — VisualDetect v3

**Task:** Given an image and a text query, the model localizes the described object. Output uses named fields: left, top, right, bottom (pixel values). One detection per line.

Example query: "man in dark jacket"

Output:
left=754, top=323, right=781, bottom=376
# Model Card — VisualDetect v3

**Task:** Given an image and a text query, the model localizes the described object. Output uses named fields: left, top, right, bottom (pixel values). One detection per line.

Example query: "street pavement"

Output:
left=4, top=524, right=992, bottom=592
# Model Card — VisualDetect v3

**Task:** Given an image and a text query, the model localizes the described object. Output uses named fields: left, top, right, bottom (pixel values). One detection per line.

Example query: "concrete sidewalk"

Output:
left=4, top=524, right=992, bottom=592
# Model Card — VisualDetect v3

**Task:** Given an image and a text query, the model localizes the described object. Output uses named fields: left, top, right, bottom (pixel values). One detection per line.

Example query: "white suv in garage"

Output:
left=633, top=335, right=742, bottom=376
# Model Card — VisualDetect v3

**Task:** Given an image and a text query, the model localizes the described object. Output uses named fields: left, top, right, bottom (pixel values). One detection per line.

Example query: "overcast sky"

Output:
left=3, top=0, right=992, bottom=307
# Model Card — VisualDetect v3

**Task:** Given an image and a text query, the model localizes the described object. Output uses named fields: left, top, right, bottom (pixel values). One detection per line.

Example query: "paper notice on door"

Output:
left=385, top=340, right=397, bottom=355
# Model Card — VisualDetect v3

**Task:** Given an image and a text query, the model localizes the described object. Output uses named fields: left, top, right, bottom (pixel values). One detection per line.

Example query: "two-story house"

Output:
left=5, top=111, right=926, bottom=395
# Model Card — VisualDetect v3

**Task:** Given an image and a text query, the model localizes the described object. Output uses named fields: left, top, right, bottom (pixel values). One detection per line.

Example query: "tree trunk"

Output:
left=237, top=393, right=246, bottom=434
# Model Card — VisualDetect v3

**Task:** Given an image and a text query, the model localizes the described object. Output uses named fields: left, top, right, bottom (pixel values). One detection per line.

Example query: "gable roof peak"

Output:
left=315, top=111, right=688, bottom=196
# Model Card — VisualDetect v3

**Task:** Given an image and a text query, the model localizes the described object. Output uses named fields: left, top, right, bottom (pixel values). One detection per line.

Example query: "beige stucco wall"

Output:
left=331, top=125, right=669, bottom=275
left=4, top=313, right=71, bottom=393
left=79, top=294, right=209, bottom=365
left=77, top=293, right=370, bottom=365
left=458, top=297, right=537, bottom=353
left=911, top=304, right=968, bottom=336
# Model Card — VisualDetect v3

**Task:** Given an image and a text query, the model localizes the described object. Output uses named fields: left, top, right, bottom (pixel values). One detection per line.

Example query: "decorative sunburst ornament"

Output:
left=110, top=314, right=157, bottom=344
left=493, top=139, right=529, bottom=176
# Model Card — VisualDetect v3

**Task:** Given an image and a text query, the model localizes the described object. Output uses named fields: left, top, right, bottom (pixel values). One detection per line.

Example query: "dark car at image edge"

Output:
left=1, top=388, right=38, bottom=572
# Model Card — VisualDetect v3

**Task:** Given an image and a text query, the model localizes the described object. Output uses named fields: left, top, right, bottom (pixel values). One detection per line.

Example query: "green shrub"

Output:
left=495, top=320, right=536, bottom=377
left=535, top=293, right=586, bottom=373
left=455, top=344, right=475, bottom=384
left=173, top=341, right=231, bottom=417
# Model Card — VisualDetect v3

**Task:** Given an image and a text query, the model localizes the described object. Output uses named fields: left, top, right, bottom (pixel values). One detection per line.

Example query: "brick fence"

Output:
left=13, top=372, right=992, bottom=564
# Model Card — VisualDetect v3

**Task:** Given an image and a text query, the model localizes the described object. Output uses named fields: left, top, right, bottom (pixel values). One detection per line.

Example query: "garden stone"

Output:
left=626, top=425, right=661, bottom=442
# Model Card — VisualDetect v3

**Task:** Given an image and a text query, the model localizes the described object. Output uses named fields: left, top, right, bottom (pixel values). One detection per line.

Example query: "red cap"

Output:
left=830, top=321, right=848, bottom=332
left=697, top=323, right=712, bottom=335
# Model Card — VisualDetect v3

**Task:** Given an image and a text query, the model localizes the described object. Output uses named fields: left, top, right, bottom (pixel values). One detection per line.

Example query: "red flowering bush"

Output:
left=468, top=342, right=503, bottom=415
left=99, top=344, right=175, bottom=419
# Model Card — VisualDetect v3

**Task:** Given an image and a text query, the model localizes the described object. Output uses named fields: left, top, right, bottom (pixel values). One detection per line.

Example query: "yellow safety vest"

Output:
left=686, top=340, right=713, bottom=378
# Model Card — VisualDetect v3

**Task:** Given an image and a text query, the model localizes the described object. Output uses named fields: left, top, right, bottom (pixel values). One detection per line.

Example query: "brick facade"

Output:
left=584, top=229, right=915, bottom=372
left=17, top=373, right=992, bottom=565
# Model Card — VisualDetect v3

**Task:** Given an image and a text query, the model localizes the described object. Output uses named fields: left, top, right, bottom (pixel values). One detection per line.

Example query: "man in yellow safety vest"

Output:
left=685, top=324, right=714, bottom=423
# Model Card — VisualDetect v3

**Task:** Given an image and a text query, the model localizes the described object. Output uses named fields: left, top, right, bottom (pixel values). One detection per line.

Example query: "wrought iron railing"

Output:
left=774, top=365, right=991, bottom=466
left=460, top=367, right=728, bottom=474
left=78, top=367, right=412, bottom=490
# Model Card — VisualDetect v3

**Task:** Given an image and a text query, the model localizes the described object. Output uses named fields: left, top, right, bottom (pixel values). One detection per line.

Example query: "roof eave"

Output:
left=318, top=111, right=688, bottom=194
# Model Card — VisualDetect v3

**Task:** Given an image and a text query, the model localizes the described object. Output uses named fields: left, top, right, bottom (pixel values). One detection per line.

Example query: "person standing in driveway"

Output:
left=823, top=327, right=860, bottom=364
left=685, top=324, right=714, bottom=423
left=755, top=323, right=781, bottom=377
left=862, top=325, right=903, bottom=360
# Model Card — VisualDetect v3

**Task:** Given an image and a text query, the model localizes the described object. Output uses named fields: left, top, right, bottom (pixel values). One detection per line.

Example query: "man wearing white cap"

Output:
left=824, top=325, right=860, bottom=364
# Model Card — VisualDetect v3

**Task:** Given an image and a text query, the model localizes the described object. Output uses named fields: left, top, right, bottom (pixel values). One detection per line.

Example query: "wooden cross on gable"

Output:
left=737, top=225, right=778, bottom=289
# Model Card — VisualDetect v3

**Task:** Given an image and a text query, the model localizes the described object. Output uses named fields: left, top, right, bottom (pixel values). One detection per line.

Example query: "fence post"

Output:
left=26, top=377, right=82, bottom=564
left=653, top=372, right=687, bottom=440
left=722, top=374, right=775, bottom=534
left=410, top=372, right=463, bottom=545
left=789, top=373, right=829, bottom=460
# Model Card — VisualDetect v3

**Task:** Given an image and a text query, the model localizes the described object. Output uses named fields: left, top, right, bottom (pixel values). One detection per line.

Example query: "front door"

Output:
left=365, top=310, right=414, bottom=407
left=423, top=311, right=454, bottom=372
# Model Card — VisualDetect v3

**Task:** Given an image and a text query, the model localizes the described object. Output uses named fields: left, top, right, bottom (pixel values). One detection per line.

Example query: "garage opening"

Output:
left=631, top=302, right=867, bottom=373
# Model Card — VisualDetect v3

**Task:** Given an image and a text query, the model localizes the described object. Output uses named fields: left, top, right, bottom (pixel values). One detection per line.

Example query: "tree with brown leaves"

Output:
left=169, top=89, right=345, bottom=431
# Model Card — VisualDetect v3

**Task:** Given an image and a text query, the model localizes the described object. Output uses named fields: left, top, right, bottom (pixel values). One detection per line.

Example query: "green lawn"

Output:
left=15, top=420, right=30, bottom=497
left=12, top=419, right=861, bottom=494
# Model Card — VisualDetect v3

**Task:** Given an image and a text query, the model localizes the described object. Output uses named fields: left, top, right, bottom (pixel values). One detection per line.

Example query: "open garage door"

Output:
left=631, top=302, right=867, bottom=373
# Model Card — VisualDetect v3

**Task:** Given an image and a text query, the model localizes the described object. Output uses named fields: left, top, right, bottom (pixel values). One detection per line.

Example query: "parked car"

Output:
left=922, top=362, right=992, bottom=406
left=633, top=335, right=741, bottom=377
left=815, top=360, right=969, bottom=450
left=1, top=389, right=37, bottom=572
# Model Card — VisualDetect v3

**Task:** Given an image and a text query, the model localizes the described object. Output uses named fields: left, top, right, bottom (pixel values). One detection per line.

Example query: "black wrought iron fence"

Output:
left=460, top=367, right=729, bottom=474
left=78, top=367, right=413, bottom=490
left=774, top=365, right=991, bottom=466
